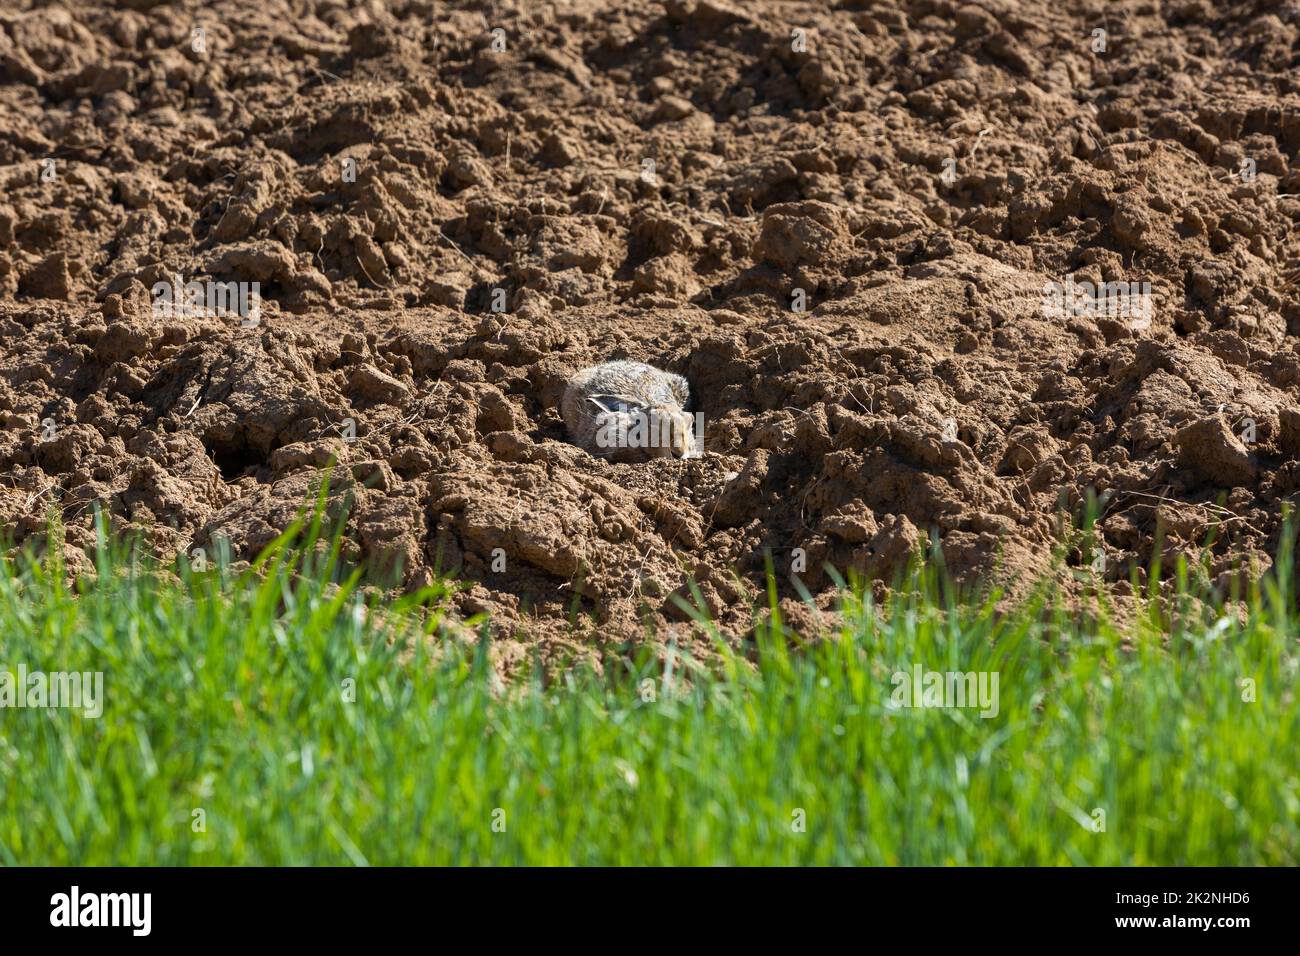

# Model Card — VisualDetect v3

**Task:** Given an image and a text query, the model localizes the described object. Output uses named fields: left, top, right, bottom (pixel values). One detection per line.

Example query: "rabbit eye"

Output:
left=588, top=395, right=635, bottom=415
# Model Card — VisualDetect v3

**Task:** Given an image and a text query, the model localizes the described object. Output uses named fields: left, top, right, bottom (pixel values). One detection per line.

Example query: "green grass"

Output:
left=0, top=505, right=1297, bottom=865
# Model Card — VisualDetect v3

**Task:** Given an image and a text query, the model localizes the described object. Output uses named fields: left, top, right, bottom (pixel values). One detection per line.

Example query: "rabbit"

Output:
left=561, top=360, right=699, bottom=462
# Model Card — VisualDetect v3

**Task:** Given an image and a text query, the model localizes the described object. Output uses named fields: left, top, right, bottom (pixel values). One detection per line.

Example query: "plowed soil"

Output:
left=3, top=0, right=1300, bottom=663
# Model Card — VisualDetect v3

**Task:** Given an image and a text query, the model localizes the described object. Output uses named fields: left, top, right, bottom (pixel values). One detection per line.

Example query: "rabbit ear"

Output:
left=665, top=374, right=691, bottom=410
left=589, top=394, right=634, bottom=414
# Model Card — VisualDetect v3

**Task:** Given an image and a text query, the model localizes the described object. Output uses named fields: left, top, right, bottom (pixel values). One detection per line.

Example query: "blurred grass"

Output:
left=0, top=503, right=1297, bottom=865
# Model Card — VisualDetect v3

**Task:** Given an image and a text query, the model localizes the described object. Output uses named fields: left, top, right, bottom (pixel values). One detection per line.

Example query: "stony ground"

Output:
left=2, top=0, right=1300, bottom=664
